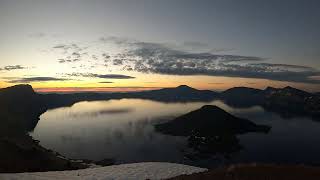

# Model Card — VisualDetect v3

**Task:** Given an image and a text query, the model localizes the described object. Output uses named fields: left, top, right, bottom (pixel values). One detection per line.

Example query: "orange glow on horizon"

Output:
left=1, top=74, right=319, bottom=93
left=35, top=87, right=163, bottom=93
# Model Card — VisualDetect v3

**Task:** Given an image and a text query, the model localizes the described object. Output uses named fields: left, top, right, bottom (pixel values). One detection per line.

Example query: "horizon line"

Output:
left=1, top=84, right=317, bottom=93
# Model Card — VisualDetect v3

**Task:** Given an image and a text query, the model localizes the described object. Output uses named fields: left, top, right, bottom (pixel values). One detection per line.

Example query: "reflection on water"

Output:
left=30, top=99, right=320, bottom=167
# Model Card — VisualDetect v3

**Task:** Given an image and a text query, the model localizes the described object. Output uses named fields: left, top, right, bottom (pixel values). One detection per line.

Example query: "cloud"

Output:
left=95, top=74, right=135, bottom=79
left=49, top=36, right=319, bottom=84
left=58, top=59, right=80, bottom=63
left=99, top=81, right=114, bottom=83
left=95, top=37, right=319, bottom=84
left=52, top=43, right=87, bottom=65
left=209, top=48, right=235, bottom=53
left=113, top=59, right=124, bottom=65
left=0, top=65, right=27, bottom=71
left=248, top=63, right=314, bottom=71
left=66, top=73, right=135, bottom=79
left=7, top=77, right=71, bottom=83
left=53, top=45, right=66, bottom=49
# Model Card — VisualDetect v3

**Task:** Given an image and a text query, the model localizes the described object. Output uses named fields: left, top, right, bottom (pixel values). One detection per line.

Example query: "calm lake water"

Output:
left=30, top=99, right=320, bottom=167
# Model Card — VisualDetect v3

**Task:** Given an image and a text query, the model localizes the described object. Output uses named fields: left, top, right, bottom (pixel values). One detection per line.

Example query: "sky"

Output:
left=0, top=0, right=319, bottom=92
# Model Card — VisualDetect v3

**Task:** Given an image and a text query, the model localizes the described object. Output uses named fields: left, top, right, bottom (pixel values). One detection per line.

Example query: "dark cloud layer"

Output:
left=51, top=37, right=320, bottom=84
left=8, top=77, right=70, bottom=83
left=0, top=65, right=26, bottom=71
left=97, top=38, right=319, bottom=84
left=96, top=74, right=135, bottom=79
left=67, top=73, right=135, bottom=79
left=99, top=81, right=114, bottom=83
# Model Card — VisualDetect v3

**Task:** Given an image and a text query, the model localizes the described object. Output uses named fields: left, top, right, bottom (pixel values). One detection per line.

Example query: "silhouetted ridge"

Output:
left=176, top=85, right=195, bottom=90
left=131, top=85, right=219, bottom=102
left=161, top=85, right=199, bottom=93
left=0, top=84, right=35, bottom=97
left=223, top=87, right=262, bottom=94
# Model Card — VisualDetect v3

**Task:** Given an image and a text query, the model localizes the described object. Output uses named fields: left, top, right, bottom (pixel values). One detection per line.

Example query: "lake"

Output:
left=30, top=99, right=320, bottom=168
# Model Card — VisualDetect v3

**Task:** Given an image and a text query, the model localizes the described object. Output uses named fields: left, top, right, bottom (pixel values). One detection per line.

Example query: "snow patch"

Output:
left=0, top=162, right=207, bottom=180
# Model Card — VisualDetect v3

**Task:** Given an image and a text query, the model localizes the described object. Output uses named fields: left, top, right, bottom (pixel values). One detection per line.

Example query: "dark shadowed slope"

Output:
left=263, top=86, right=320, bottom=118
left=221, top=87, right=264, bottom=107
left=221, top=86, right=320, bottom=119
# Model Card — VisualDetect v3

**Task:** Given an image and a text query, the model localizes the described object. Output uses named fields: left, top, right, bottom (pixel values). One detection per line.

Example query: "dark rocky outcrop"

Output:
left=0, top=85, right=47, bottom=135
left=155, top=105, right=270, bottom=157
left=155, top=105, right=270, bottom=137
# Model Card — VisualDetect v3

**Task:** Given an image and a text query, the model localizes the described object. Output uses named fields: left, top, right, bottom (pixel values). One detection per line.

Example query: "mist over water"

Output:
left=30, top=99, right=320, bottom=167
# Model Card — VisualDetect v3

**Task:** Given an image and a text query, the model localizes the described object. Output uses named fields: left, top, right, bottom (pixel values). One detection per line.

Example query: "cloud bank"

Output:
left=67, top=73, right=135, bottom=79
left=0, top=65, right=27, bottom=71
left=100, top=38, right=320, bottom=84
left=50, top=37, right=320, bottom=84
left=7, top=77, right=70, bottom=83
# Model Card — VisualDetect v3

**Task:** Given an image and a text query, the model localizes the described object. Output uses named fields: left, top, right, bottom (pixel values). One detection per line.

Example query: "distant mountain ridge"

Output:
left=0, top=84, right=319, bottom=135
left=130, top=85, right=219, bottom=102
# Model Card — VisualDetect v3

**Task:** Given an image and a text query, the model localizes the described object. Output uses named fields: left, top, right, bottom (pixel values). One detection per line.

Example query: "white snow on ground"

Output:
left=0, top=162, right=207, bottom=180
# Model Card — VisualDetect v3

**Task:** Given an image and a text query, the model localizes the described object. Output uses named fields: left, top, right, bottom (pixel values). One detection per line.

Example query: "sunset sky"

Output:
left=0, top=0, right=319, bottom=92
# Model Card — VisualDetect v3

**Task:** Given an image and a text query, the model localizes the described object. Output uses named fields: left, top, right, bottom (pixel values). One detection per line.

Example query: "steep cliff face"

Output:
left=0, top=85, right=47, bottom=135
